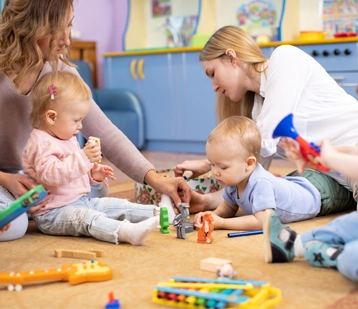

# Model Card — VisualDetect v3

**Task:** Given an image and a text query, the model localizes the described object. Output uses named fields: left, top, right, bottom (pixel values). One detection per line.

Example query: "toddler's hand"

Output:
left=0, top=223, right=10, bottom=235
left=279, top=138, right=307, bottom=173
left=194, top=211, right=214, bottom=228
left=91, top=162, right=116, bottom=187
left=316, top=139, right=336, bottom=169
left=83, top=140, right=102, bottom=163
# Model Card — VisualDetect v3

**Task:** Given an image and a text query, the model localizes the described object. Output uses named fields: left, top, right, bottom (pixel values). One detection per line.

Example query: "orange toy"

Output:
left=197, top=213, right=214, bottom=244
left=0, top=260, right=112, bottom=291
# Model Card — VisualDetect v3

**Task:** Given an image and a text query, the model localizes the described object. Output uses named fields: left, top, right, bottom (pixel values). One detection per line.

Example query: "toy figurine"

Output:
left=159, top=207, right=169, bottom=234
left=197, top=213, right=214, bottom=244
left=216, top=263, right=237, bottom=279
left=172, top=203, right=194, bottom=239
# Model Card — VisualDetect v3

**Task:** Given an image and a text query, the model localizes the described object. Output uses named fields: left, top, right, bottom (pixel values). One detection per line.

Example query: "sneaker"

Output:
left=304, top=240, right=343, bottom=268
left=264, top=209, right=297, bottom=263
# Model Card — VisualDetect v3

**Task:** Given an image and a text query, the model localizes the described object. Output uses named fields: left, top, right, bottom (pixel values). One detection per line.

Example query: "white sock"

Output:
left=117, top=217, right=159, bottom=246
left=158, top=194, right=176, bottom=224
left=278, top=229, right=304, bottom=258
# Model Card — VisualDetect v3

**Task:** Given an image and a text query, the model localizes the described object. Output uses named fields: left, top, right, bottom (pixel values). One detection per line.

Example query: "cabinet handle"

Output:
left=138, top=59, right=145, bottom=80
left=130, top=59, right=138, bottom=80
left=332, top=76, right=344, bottom=81
left=337, top=83, right=358, bottom=87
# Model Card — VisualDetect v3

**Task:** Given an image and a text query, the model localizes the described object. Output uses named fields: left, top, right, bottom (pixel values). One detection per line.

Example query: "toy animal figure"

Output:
left=216, top=263, right=237, bottom=279
left=173, top=203, right=194, bottom=239
left=197, top=213, right=214, bottom=244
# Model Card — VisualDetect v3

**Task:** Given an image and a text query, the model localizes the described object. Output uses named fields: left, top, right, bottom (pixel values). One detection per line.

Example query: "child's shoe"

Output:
left=264, top=209, right=297, bottom=263
left=304, top=240, right=343, bottom=268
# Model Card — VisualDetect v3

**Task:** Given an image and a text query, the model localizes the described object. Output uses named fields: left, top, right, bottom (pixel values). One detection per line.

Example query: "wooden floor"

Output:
left=102, top=151, right=296, bottom=200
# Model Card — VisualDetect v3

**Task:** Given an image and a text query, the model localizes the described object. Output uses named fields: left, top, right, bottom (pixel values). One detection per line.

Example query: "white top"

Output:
left=252, top=45, right=358, bottom=188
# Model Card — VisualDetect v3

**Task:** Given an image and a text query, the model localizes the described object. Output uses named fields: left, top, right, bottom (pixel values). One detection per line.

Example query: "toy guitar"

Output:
left=0, top=260, right=112, bottom=291
left=0, top=185, right=47, bottom=229
left=273, top=113, right=329, bottom=172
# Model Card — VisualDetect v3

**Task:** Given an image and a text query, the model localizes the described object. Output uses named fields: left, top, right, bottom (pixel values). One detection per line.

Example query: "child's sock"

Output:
left=277, top=228, right=304, bottom=258
left=158, top=194, right=176, bottom=224
left=117, top=216, right=159, bottom=246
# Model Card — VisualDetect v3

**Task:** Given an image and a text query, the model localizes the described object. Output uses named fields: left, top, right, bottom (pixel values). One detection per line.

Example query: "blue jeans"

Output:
left=32, top=196, right=155, bottom=244
left=0, top=183, right=109, bottom=242
left=301, top=211, right=358, bottom=282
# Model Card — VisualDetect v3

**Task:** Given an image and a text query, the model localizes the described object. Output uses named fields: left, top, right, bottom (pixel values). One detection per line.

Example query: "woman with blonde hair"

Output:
left=174, top=25, right=358, bottom=213
left=0, top=0, right=190, bottom=241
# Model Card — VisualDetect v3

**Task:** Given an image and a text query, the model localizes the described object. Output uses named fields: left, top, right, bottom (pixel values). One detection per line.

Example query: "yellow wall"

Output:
left=125, top=0, right=146, bottom=50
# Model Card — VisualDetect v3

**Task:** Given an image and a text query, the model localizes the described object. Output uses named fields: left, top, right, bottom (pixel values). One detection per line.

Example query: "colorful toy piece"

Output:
left=159, top=207, right=169, bottom=234
left=54, top=249, right=104, bottom=259
left=152, top=277, right=281, bottom=308
left=105, top=291, right=121, bottom=309
left=197, top=213, right=214, bottom=244
left=172, top=203, right=194, bottom=239
left=0, top=260, right=112, bottom=291
left=0, top=185, right=47, bottom=229
left=272, top=113, right=329, bottom=172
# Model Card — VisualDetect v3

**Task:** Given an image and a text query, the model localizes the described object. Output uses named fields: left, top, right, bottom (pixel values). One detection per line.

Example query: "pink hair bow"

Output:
left=48, top=84, right=56, bottom=100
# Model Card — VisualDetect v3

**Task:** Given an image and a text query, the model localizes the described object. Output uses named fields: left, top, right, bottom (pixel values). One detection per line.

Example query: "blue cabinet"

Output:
left=104, top=51, right=216, bottom=153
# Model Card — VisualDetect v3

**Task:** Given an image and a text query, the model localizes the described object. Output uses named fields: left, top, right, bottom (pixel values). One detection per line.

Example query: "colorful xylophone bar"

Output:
left=152, top=276, right=281, bottom=309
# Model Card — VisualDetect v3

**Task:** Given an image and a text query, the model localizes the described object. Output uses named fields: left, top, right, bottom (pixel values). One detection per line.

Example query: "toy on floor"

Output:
left=105, top=291, right=121, bottom=309
left=172, top=203, right=194, bottom=239
left=54, top=249, right=104, bottom=259
left=197, top=213, right=214, bottom=244
left=272, top=113, right=329, bottom=172
left=0, top=185, right=47, bottom=229
left=152, top=276, right=281, bottom=308
left=200, top=257, right=233, bottom=273
left=0, top=260, right=112, bottom=291
left=159, top=207, right=169, bottom=234
left=216, top=263, right=237, bottom=279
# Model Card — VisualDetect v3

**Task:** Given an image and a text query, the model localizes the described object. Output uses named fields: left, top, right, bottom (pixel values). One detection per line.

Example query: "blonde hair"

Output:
left=200, top=26, right=266, bottom=122
left=30, top=71, right=92, bottom=128
left=207, top=116, right=261, bottom=161
left=0, top=0, right=74, bottom=88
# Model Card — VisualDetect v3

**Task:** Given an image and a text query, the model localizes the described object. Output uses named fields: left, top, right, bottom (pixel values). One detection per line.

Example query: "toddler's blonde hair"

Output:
left=30, top=71, right=92, bottom=128
left=207, top=115, right=261, bottom=161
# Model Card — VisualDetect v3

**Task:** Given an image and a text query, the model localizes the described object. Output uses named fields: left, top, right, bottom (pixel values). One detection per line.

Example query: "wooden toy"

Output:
left=0, top=185, right=47, bottom=229
left=152, top=276, right=281, bottom=308
left=54, top=249, right=104, bottom=259
left=159, top=207, right=169, bottom=234
left=197, top=213, right=214, bottom=244
left=0, top=260, right=112, bottom=291
left=105, top=291, right=121, bottom=309
left=172, top=203, right=194, bottom=239
left=200, top=257, right=232, bottom=273
left=88, top=136, right=101, bottom=163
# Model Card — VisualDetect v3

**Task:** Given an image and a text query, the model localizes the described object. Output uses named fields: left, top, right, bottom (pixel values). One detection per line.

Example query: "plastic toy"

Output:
left=0, top=185, right=47, bottom=229
left=216, top=264, right=237, bottom=279
left=172, top=203, right=194, bottom=239
left=105, top=291, right=121, bottom=309
left=54, top=249, right=104, bottom=259
left=228, top=229, right=263, bottom=238
left=197, top=213, right=214, bottom=244
left=272, top=113, right=329, bottom=172
left=152, top=276, right=281, bottom=308
left=159, top=207, right=169, bottom=234
left=0, top=260, right=112, bottom=291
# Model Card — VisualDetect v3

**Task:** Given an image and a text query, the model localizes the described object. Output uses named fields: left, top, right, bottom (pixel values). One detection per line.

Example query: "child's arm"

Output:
left=318, top=139, right=358, bottom=181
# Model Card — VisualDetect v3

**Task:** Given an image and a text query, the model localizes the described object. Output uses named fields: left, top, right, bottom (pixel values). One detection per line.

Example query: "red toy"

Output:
left=273, top=113, right=329, bottom=172
left=197, top=213, right=214, bottom=244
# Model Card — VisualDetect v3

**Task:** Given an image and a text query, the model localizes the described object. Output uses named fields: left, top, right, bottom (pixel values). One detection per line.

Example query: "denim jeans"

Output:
left=301, top=211, right=358, bottom=282
left=33, top=196, right=155, bottom=244
left=0, top=182, right=109, bottom=242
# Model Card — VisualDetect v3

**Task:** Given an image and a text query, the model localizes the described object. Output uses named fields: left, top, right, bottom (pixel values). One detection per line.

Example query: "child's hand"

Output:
left=316, top=139, right=336, bottom=169
left=83, top=141, right=102, bottom=163
left=0, top=223, right=10, bottom=235
left=279, top=138, right=307, bottom=173
left=91, top=162, right=116, bottom=187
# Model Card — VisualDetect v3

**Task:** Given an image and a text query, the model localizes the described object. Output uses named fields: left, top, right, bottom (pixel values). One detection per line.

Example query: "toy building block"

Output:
left=159, top=207, right=169, bottom=234
left=105, top=291, right=121, bottom=309
left=172, top=203, right=194, bottom=239
left=197, top=213, right=214, bottom=244
left=54, top=249, right=104, bottom=259
left=87, top=136, right=101, bottom=163
left=200, top=257, right=232, bottom=272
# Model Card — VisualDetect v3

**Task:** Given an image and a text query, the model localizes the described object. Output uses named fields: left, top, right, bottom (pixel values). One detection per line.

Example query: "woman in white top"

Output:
left=174, top=25, right=358, bottom=212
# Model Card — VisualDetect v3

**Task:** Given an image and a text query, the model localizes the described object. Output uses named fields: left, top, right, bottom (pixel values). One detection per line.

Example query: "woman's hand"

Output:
left=91, top=163, right=116, bottom=187
left=173, top=159, right=211, bottom=179
left=144, top=170, right=191, bottom=207
left=0, top=173, right=37, bottom=199
left=279, top=138, right=307, bottom=173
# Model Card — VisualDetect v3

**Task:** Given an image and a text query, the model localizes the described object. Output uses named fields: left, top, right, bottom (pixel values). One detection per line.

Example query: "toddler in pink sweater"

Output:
left=22, top=71, right=160, bottom=246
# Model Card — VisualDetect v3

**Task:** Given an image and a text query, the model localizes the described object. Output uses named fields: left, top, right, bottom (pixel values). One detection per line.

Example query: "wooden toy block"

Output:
left=88, top=136, right=101, bottom=163
left=200, top=257, right=232, bottom=272
left=54, top=249, right=104, bottom=259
